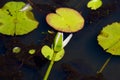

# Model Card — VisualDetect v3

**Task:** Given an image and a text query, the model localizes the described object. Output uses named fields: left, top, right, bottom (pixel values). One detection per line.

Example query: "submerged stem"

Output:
left=43, top=52, right=57, bottom=80
left=97, top=55, right=112, bottom=74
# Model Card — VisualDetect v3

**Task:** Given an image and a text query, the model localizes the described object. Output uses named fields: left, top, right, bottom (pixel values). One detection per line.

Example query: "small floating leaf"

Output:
left=12, top=47, right=21, bottom=54
left=28, top=49, right=36, bottom=55
left=46, top=7, right=84, bottom=33
left=0, top=1, right=39, bottom=35
left=41, top=45, right=65, bottom=61
left=87, top=0, right=102, bottom=10
left=97, top=22, right=120, bottom=55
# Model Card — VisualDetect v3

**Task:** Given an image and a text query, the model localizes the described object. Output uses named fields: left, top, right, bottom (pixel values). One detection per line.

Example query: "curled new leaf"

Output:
left=0, top=1, right=39, bottom=35
left=97, top=22, right=120, bottom=55
left=53, top=32, right=63, bottom=52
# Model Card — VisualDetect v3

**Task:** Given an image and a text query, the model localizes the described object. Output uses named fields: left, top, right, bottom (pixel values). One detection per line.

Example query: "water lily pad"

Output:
left=46, top=7, right=84, bottom=33
left=87, top=0, right=102, bottom=10
left=28, top=49, right=36, bottom=55
left=41, top=45, right=65, bottom=61
left=0, top=1, right=39, bottom=35
left=12, top=47, right=21, bottom=54
left=97, top=22, right=120, bottom=55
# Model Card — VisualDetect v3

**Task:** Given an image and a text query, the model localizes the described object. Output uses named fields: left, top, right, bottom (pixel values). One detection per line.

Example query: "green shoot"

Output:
left=41, top=32, right=73, bottom=80
left=97, top=56, right=112, bottom=74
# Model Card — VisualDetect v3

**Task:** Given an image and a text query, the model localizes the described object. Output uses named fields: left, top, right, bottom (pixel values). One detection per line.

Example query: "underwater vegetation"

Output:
left=42, top=7, right=84, bottom=79
left=0, top=0, right=120, bottom=80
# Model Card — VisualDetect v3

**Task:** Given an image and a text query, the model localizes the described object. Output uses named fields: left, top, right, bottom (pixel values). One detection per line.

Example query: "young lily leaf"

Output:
left=12, top=47, right=21, bottom=54
left=97, top=22, right=120, bottom=55
left=46, top=7, right=84, bottom=33
left=0, top=1, right=39, bottom=36
left=53, top=32, right=63, bottom=52
left=87, top=0, right=102, bottom=10
left=41, top=45, right=65, bottom=61
left=28, top=49, right=36, bottom=55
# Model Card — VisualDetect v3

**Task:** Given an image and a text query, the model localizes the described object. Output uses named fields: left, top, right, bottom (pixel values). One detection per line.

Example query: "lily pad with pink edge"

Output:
left=46, top=7, right=84, bottom=33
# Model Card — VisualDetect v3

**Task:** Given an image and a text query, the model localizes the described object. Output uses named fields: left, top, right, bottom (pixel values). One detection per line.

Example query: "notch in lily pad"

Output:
left=87, top=0, right=102, bottom=10
left=46, top=7, right=84, bottom=33
left=0, top=1, right=39, bottom=36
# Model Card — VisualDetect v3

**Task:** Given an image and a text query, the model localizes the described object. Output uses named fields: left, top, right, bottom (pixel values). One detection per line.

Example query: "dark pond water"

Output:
left=0, top=0, right=120, bottom=80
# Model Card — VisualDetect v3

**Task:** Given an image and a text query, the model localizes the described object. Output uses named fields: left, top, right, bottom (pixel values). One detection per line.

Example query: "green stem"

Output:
left=97, top=55, right=112, bottom=74
left=43, top=52, right=57, bottom=80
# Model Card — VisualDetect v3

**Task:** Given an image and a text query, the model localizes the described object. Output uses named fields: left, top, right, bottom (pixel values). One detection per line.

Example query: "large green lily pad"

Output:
left=97, top=22, right=120, bottom=55
left=0, top=1, right=39, bottom=35
left=46, top=7, right=84, bottom=33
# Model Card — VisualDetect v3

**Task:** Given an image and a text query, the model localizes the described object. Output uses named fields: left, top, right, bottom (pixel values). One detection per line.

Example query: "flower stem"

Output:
left=97, top=55, right=112, bottom=74
left=43, top=52, right=57, bottom=80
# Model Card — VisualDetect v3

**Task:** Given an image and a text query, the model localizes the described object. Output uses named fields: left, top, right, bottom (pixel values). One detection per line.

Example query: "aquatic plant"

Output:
left=41, top=7, right=84, bottom=80
left=46, top=7, right=84, bottom=33
left=97, top=22, right=120, bottom=73
left=12, top=46, right=21, bottom=54
left=0, top=1, right=39, bottom=35
left=98, top=22, right=120, bottom=55
left=87, top=0, right=102, bottom=10
left=42, top=32, right=73, bottom=80
left=28, top=49, right=36, bottom=55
